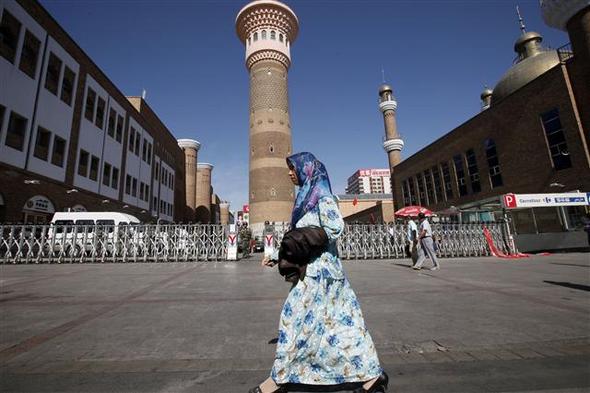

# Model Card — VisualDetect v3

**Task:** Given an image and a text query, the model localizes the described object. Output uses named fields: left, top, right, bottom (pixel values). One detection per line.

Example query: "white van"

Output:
left=48, top=212, right=140, bottom=256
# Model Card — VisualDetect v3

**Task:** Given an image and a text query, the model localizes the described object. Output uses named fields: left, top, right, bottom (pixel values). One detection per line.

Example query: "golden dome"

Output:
left=491, top=32, right=560, bottom=105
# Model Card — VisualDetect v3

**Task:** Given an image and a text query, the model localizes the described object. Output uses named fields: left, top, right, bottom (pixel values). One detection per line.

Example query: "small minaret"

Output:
left=480, top=86, right=493, bottom=111
left=379, top=84, right=404, bottom=211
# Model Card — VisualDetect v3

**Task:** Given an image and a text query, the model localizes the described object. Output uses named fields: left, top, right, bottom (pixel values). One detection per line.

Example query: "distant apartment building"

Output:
left=346, top=169, right=391, bottom=195
left=0, top=0, right=186, bottom=223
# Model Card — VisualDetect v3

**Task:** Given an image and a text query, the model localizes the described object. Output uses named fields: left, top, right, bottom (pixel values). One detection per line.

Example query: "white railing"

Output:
left=0, top=222, right=510, bottom=264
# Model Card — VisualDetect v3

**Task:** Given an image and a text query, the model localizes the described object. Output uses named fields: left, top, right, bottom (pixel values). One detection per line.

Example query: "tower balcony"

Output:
left=379, top=99, right=397, bottom=113
left=383, top=138, right=404, bottom=153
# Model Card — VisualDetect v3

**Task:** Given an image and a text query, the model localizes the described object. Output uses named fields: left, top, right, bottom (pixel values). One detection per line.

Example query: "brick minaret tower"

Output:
left=236, top=0, right=299, bottom=235
left=195, top=163, right=213, bottom=223
left=379, top=84, right=404, bottom=213
left=177, top=139, right=200, bottom=221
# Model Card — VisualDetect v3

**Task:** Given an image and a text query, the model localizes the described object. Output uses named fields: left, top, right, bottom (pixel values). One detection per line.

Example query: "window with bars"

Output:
left=402, top=179, right=410, bottom=206
left=540, top=108, right=571, bottom=170
left=465, top=149, right=481, bottom=193
left=484, top=138, right=503, bottom=188
left=19, top=30, right=40, bottom=79
left=453, top=155, right=468, bottom=196
left=441, top=161, right=454, bottom=200
left=407, top=178, right=418, bottom=205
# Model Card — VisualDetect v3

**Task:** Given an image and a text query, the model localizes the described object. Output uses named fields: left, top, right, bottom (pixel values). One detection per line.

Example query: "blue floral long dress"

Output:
left=271, top=196, right=382, bottom=385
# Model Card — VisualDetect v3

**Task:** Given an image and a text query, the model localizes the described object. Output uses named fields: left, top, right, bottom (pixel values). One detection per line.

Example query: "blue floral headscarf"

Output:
left=286, top=152, right=333, bottom=226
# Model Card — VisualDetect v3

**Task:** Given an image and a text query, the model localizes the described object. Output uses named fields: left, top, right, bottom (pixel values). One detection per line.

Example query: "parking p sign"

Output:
left=503, top=193, right=517, bottom=208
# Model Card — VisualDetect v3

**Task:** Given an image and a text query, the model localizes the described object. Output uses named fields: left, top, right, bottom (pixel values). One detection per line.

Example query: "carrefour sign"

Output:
left=502, top=192, right=590, bottom=209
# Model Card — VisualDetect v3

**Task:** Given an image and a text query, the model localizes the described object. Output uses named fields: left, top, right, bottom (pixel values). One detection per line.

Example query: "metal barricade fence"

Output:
left=0, top=223, right=227, bottom=264
left=0, top=222, right=509, bottom=263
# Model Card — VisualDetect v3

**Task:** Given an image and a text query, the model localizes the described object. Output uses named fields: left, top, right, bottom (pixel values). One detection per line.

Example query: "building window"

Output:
left=134, top=133, right=140, bottom=156
left=145, top=185, right=150, bottom=201
left=102, top=162, right=111, bottom=186
left=60, top=66, right=75, bottom=106
left=111, top=167, right=119, bottom=190
left=51, top=136, right=66, bottom=167
left=147, top=143, right=152, bottom=163
left=142, top=139, right=147, bottom=161
left=125, top=174, right=131, bottom=195
left=424, top=170, right=435, bottom=204
left=78, top=150, right=89, bottom=177
left=0, top=105, right=5, bottom=131
left=107, top=108, right=116, bottom=138
left=540, top=108, right=572, bottom=170
left=44, top=52, right=62, bottom=96
left=19, top=30, right=41, bottom=79
left=155, top=162, right=159, bottom=180
left=128, top=127, right=135, bottom=152
left=453, top=155, right=468, bottom=196
left=279, top=33, right=284, bottom=42
left=465, top=149, right=481, bottom=193
left=140, top=182, right=145, bottom=201
left=402, top=179, right=410, bottom=206
left=484, top=138, right=503, bottom=188
left=95, top=97, right=105, bottom=129
left=407, top=178, right=417, bottom=205
left=416, top=174, right=426, bottom=205
left=432, top=166, right=444, bottom=203
left=0, top=10, right=21, bottom=64
left=115, top=115, right=123, bottom=142
left=84, top=88, right=96, bottom=122
left=132, top=178, right=137, bottom=197
left=33, top=126, right=51, bottom=161
left=441, top=161, right=454, bottom=200
left=89, top=155, right=100, bottom=181
left=253, top=32, right=258, bottom=41
left=270, top=30, right=276, bottom=40
left=262, top=30, right=267, bottom=39
left=153, top=196, right=157, bottom=209
left=5, top=111, right=27, bottom=151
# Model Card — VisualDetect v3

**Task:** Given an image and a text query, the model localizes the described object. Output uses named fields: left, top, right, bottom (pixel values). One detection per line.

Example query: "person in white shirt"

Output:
left=413, top=212, right=440, bottom=271
left=405, top=217, right=418, bottom=266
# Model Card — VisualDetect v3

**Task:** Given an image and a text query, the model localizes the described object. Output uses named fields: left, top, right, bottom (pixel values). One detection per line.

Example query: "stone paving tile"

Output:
left=488, top=348, right=523, bottom=360
left=465, top=349, right=500, bottom=361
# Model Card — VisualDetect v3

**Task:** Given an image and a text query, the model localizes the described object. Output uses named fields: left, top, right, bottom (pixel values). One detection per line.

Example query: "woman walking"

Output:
left=250, top=152, right=388, bottom=393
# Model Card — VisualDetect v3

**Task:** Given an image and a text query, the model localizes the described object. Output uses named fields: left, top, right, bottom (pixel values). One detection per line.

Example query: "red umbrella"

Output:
left=395, top=205, right=434, bottom=217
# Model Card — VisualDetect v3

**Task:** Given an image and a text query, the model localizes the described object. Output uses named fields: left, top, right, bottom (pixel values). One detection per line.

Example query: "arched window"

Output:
left=261, top=30, right=267, bottom=39
left=247, top=37, right=251, bottom=45
left=253, top=32, right=258, bottom=41
left=279, top=33, right=283, bottom=42
left=484, top=138, right=503, bottom=188
left=270, top=30, right=276, bottom=40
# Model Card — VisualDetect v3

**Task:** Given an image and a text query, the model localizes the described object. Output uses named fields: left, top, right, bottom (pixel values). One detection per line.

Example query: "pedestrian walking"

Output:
left=239, top=222, right=252, bottom=258
left=253, top=152, right=388, bottom=393
left=413, top=212, right=440, bottom=271
left=405, top=216, right=419, bottom=266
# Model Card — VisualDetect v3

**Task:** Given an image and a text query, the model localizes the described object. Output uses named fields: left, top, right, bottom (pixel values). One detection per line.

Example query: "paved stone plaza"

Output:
left=0, top=254, right=589, bottom=393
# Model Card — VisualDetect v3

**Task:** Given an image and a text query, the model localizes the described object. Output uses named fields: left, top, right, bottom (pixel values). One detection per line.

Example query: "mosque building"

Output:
left=390, top=1, right=590, bottom=250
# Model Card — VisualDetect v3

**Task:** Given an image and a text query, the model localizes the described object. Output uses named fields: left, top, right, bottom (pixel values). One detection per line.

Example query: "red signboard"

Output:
left=243, top=204, right=250, bottom=213
left=503, top=193, right=517, bottom=208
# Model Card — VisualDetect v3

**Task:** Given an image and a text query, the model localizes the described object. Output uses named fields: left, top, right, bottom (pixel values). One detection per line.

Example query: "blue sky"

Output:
left=41, top=0, right=568, bottom=211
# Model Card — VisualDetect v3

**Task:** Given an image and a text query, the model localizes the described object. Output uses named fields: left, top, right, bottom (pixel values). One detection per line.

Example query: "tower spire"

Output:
left=516, top=5, right=526, bottom=34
